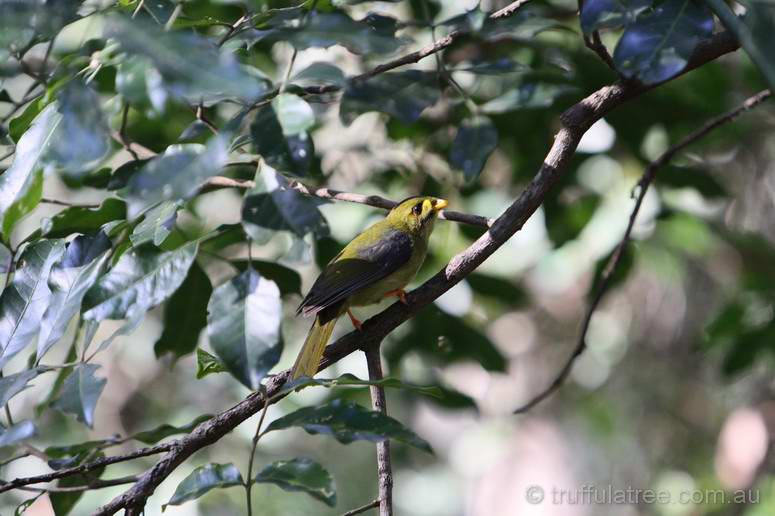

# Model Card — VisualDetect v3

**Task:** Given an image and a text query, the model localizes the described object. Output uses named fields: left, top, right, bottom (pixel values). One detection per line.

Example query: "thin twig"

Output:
left=364, top=345, right=392, bottom=516
left=578, top=0, right=616, bottom=71
left=40, top=198, right=100, bottom=209
left=217, top=14, right=247, bottom=47
left=245, top=396, right=270, bottom=516
left=119, top=102, right=140, bottom=161
left=8, top=475, right=139, bottom=495
left=342, top=499, right=380, bottom=516
left=513, top=89, right=772, bottom=414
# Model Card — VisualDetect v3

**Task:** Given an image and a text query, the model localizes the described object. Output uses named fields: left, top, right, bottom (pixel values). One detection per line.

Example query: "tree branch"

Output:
left=84, top=30, right=741, bottom=516
left=365, top=345, right=393, bottom=516
left=513, top=88, right=771, bottom=414
left=342, top=499, right=380, bottom=516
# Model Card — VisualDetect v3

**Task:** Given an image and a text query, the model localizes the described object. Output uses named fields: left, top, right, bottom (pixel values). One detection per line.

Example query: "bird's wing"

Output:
left=297, top=229, right=413, bottom=317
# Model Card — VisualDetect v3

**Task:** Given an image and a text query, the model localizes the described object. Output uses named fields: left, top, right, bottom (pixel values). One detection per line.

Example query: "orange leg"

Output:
left=347, top=308, right=363, bottom=331
left=383, top=288, right=408, bottom=305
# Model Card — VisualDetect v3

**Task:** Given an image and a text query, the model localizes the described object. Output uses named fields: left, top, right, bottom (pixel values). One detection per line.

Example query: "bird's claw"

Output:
left=384, top=288, right=409, bottom=305
left=347, top=309, right=363, bottom=331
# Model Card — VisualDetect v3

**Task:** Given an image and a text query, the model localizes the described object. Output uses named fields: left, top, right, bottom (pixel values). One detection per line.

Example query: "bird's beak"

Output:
left=433, top=199, right=449, bottom=211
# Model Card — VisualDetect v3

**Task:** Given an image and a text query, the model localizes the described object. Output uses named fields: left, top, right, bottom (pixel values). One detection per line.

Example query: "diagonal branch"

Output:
left=513, top=88, right=771, bottom=414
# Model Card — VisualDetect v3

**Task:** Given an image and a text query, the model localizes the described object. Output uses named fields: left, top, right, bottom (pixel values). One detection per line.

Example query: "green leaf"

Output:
left=206, top=269, right=282, bottom=390
left=276, top=373, right=443, bottom=400
left=580, top=0, right=651, bottom=33
left=0, top=242, right=11, bottom=273
left=291, top=62, right=346, bottom=89
left=40, top=199, right=127, bottom=239
left=242, top=166, right=329, bottom=242
left=38, top=233, right=112, bottom=359
left=250, top=103, right=314, bottom=176
left=255, top=458, right=336, bottom=507
left=0, top=103, right=61, bottom=241
left=659, top=165, right=727, bottom=198
left=745, top=1, right=775, bottom=91
left=154, top=262, right=212, bottom=361
left=480, top=83, right=576, bottom=114
left=253, top=11, right=406, bottom=55
left=131, top=414, right=212, bottom=444
left=612, top=0, right=714, bottom=84
left=0, top=368, right=45, bottom=407
left=82, top=241, right=198, bottom=321
left=273, top=94, right=315, bottom=136
left=265, top=398, right=433, bottom=453
left=449, top=117, right=498, bottom=183
left=166, top=463, right=244, bottom=507
left=340, top=70, right=439, bottom=125
left=108, top=18, right=266, bottom=103
left=130, top=201, right=179, bottom=247
left=9, top=96, right=49, bottom=143
left=0, top=239, right=66, bottom=367
left=51, top=364, right=107, bottom=428
left=231, top=259, right=302, bottom=296
left=49, top=452, right=106, bottom=516
left=0, top=420, right=36, bottom=448
left=47, top=81, right=111, bottom=179
left=120, top=138, right=228, bottom=219
left=195, top=347, right=227, bottom=379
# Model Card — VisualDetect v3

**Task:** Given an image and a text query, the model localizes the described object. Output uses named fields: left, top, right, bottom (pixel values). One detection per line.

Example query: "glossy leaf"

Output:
left=166, top=463, right=244, bottom=507
left=130, top=201, right=179, bottom=247
left=120, top=138, right=228, bottom=219
left=612, top=0, right=714, bottom=84
left=154, top=262, right=212, bottom=361
left=251, top=103, right=314, bottom=176
left=231, top=259, right=302, bottom=296
left=195, top=347, right=227, bottom=379
left=265, top=398, right=432, bottom=453
left=255, top=458, right=336, bottom=506
left=0, top=420, right=36, bottom=448
left=340, top=70, right=439, bottom=124
left=480, top=83, right=576, bottom=114
left=580, top=0, right=651, bottom=33
left=131, top=414, right=212, bottom=444
left=449, top=117, right=498, bottom=182
left=0, top=104, right=60, bottom=241
left=51, top=364, right=107, bottom=428
left=206, top=269, right=282, bottom=389
left=242, top=166, right=329, bottom=242
left=273, top=94, right=315, bottom=136
left=38, top=233, right=112, bottom=359
left=40, top=199, right=127, bottom=239
left=291, top=62, right=346, bottom=89
left=82, top=242, right=198, bottom=321
left=0, top=368, right=45, bottom=407
left=0, top=239, right=65, bottom=367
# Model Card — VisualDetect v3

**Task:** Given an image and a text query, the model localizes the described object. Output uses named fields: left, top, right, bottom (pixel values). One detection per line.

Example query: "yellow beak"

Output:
left=433, top=198, right=449, bottom=211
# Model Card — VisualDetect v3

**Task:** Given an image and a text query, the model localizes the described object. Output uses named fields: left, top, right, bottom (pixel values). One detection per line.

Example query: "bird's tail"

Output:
left=291, top=310, right=342, bottom=379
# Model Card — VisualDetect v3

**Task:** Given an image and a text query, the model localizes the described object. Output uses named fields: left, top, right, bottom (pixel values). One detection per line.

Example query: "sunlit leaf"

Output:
left=195, top=347, right=227, bottom=379
left=82, top=242, right=198, bottom=321
left=206, top=269, right=282, bottom=390
left=154, top=262, right=212, bottom=361
left=265, top=398, right=433, bottom=453
left=0, top=239, right=65, bottom=367
left=0, top=420, right=36, bottom=448
left=251, top=103, right=314, bottom=176
left=166, top=463, right=244, bottom=507
left=0, top=368, right=46, bottom=407
left=130, top=201, right=179, bottom=247
left=51, top=364, right=107, bottom=428
left=291, top=62, right=346, bottom=89
left=255, top=458, right=336, bottom=506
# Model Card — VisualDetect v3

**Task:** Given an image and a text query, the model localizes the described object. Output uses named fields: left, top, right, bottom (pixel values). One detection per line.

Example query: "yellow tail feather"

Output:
left=290, top=314, right=340, bottom=379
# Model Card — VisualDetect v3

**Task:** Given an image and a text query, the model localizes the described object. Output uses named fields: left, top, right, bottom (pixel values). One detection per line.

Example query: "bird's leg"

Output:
left=347, top=308, right=363, bottom=331
left=383, top=288, right=408, bottom=305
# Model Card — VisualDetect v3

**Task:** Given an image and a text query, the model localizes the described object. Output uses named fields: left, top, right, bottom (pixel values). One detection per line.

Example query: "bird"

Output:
left=290, top=195, right=449, bottom=379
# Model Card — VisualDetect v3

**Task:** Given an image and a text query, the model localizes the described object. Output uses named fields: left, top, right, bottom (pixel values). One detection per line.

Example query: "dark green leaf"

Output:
left=206, top=269, right=282, bottom=389
left=449, top=117, right=498, bottom=182
left=120, top=138, right=228, bottom=219
left=0, top=239, right=65, bottom=367
left=277, top=373, right=443, bottom=399
left=722, top=324, right=775, bottom=376
left=250, top=103, right=314, bottom=176
left=195, top=347, right=227, bottom=379
left=0, top=242, right=11, bottom=273
left=0, top=420, right=36, bottom=448
left=40, top=199, right=127, bottom=239
left=265, top=398, right=432, bottom=453
left=130, top=201, right=179, bottom=247
left=51, top=364, right=107, bottom=428
left=612, top=0, right=714, bottom=84
left=659, top=165, right=726, bottom=198
left=231, top=259, right=302, bottom=296
left=154, top=262, right=212, bottom=361
left=467, top=273, right=527, bottom=306
left=8, top=95, right=49, bottom=143
left=291, top=62, right=346, bottom=89
left=38, top=233, right=112, bottom=359
left=49, top=456, right=105, bottom=516
left=255, top=458, right=336, bottom=506
left=580, top=0, right=651, bottom=33
left=480, top=83, right=576, bottom=114
left=82, top=242, right=198, bottom=321
left=242, top=166, right=329, bottom=242
left=340, top=70, right=439, bottom=124
left=166, top=463, right=244, bottom=507
left=131, top=414, right=212, bottom=444
left=746, top=1, right=775, bottom=91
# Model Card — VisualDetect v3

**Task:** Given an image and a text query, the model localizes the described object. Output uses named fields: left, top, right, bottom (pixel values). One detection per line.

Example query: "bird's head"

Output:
left=386, top=195, right=448, bottom=236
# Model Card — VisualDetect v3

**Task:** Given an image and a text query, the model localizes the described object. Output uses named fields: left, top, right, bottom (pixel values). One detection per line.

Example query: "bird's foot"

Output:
left=347, top=309, right=363, bottom=331
left=384, top=288, right=408, bottom=305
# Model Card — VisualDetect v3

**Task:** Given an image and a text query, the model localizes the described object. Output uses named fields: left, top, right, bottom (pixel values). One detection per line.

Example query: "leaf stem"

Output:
left=244, top=392, right=271, bottom=516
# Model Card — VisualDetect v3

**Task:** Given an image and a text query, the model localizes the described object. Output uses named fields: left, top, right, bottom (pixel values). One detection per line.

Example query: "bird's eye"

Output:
left=412, top=203, right=422, bottom=215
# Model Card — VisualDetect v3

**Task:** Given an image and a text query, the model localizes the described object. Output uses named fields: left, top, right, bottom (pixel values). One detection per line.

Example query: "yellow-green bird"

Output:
left=291, top=196, right=448, bottom=379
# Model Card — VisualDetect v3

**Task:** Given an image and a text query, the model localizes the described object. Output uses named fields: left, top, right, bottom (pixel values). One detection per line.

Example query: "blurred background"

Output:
left=2, top=0, right=775, bottom=515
